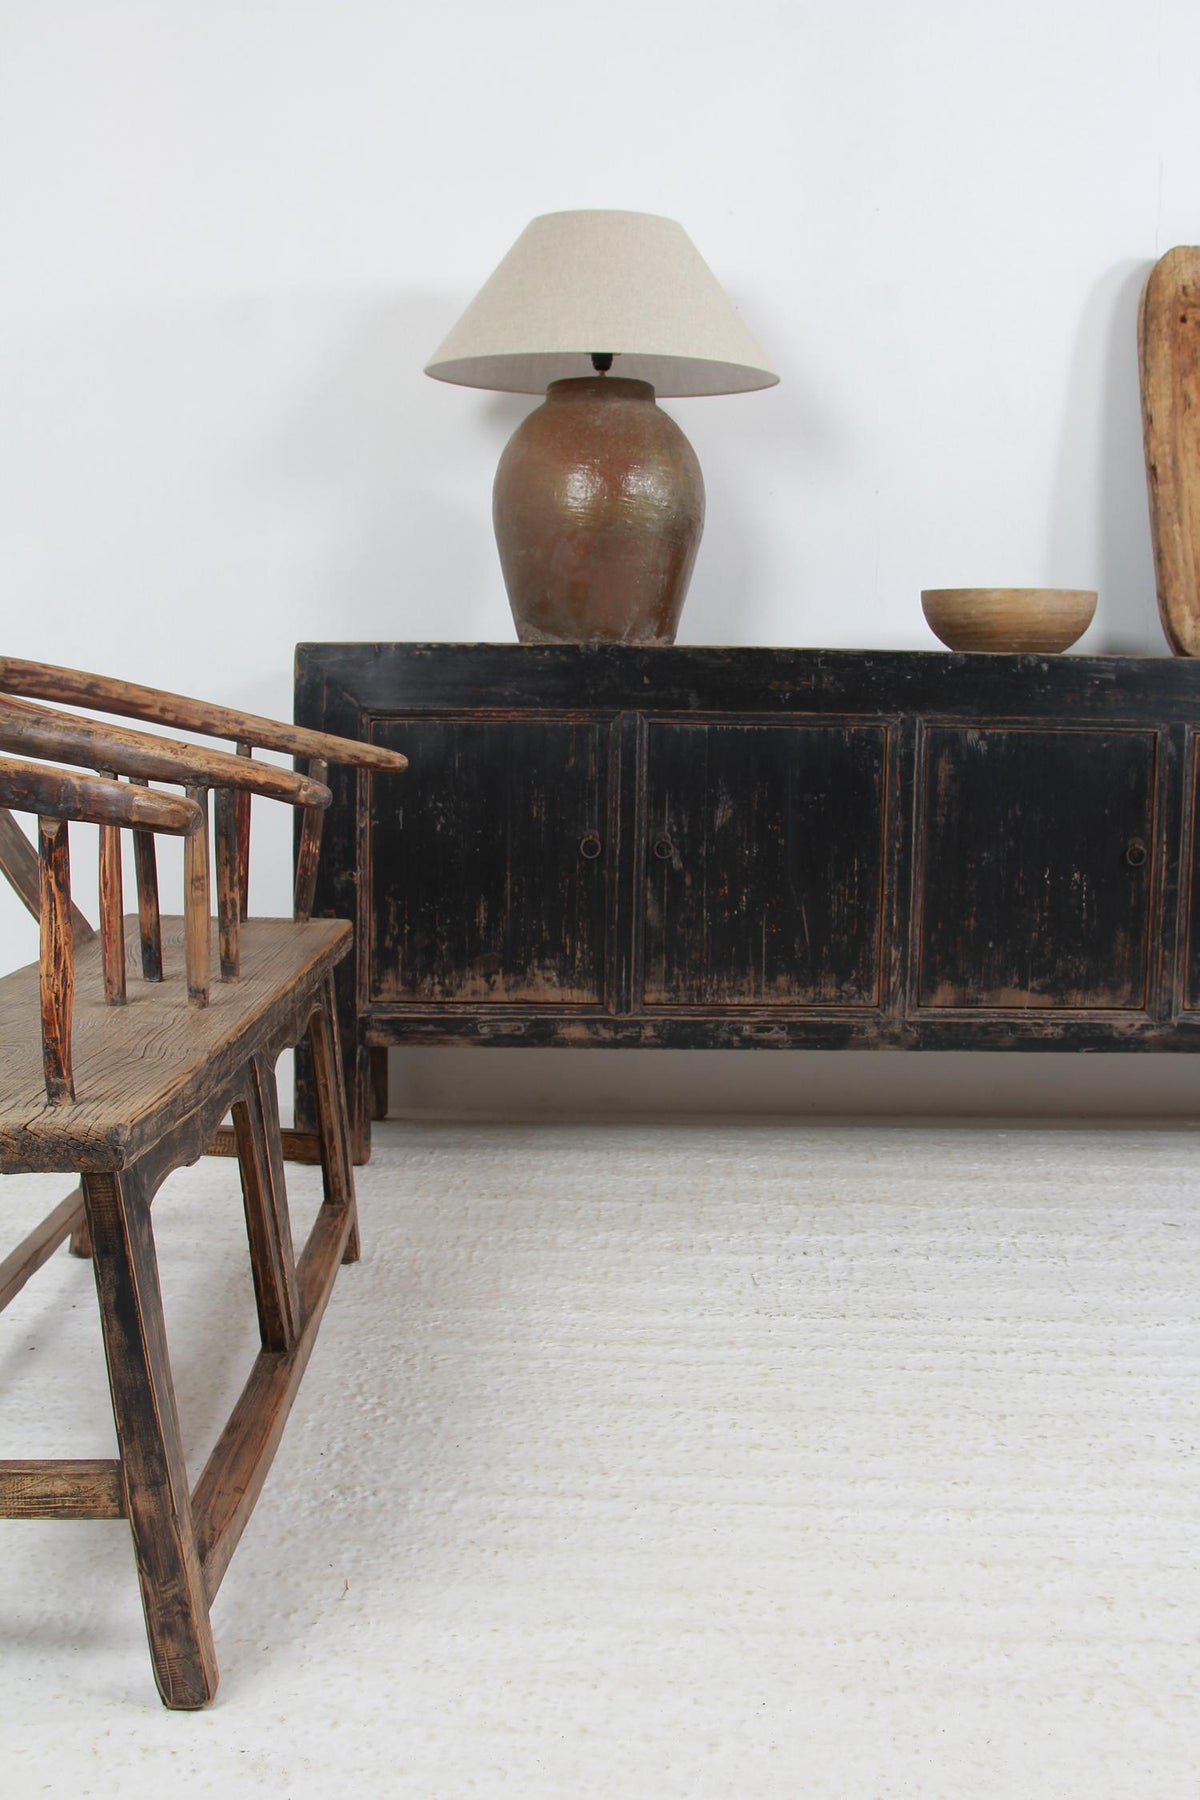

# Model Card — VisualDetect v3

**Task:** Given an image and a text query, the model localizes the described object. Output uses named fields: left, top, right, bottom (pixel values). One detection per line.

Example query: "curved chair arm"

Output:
left=0, top=756, right=207, bottom=1104
left=0, top=755, right=203, bottom=835
left=0, top=696, right=338, bottom=997
left=0, top=657, right=408, bottom=773
left=0, top=696, right=331, bottom=809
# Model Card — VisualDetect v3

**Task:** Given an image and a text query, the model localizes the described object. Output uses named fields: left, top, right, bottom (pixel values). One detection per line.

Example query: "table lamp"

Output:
left=425, top=209, right=778, bottom=645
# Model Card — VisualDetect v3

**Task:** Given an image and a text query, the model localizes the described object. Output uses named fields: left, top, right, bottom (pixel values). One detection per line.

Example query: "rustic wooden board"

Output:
left=0, top=1458, right=125, bottom=1519
left=1139, top=246, right=1200, bottom=656
left=0, top=915, right=349, bottom=1174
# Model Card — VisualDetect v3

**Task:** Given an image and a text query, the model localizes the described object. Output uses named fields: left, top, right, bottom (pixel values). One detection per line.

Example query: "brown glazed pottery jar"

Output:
left=492, top=375, right=705, bottom=644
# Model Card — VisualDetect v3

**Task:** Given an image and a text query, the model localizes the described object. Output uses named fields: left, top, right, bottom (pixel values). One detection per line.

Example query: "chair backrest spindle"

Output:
left=129, top=777, right=164, bottom=982
left=37, top=815, right=75, bottom=1103
left=1, top=754, right=206, bottom=1105
left=294, top=757, right=329, bottom=922
left=0, top=806, right=96, bottom=942
left=0, top=660, right=408, bottom=1018
left=214, top=785, right=241, bottom=980
left=97, top=770, right=127, bottom=1006
left=183, top=784, right=211, bottom=1007
left=235, top=742, right=253, bottom=922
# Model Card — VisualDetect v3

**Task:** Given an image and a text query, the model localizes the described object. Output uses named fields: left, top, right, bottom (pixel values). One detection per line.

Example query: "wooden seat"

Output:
left=0, top=665, right=407, bottom=1709
left=0, top=913, right=349, bottom=1168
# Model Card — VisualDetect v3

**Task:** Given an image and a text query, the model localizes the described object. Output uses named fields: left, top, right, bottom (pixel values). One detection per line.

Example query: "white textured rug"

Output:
left=3, top=1120, right=1199, bottom=1797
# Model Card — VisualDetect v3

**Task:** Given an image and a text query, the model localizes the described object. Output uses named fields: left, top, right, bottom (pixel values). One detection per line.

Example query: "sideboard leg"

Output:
left=348, top=1043, right=372, bottom=1165
left=370, top=1048, right=390, bottom=1121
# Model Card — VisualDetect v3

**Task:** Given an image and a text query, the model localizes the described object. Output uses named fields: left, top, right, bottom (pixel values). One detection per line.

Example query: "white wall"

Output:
left=3, top=0, right=1200, bottom=1115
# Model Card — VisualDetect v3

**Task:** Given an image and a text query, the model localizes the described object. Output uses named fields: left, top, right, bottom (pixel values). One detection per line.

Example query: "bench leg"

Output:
left=83, top=1167, right=219, bottom=1710
left=310, top=975, right=360, bottom=1265
left=232, top=1056, right=301, bottom=1353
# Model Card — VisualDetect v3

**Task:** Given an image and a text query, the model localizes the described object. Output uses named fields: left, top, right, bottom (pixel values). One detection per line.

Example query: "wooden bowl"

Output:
left=921, top=588, right=1097, bottom=654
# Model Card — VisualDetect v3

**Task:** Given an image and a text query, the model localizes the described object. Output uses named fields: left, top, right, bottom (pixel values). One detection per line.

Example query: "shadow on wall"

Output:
left=1048, top=258, right=1163, bottom=655
left=674, top=343, right=833, bottom=648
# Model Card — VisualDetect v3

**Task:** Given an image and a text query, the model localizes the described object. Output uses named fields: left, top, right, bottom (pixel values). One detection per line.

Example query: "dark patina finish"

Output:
left=296, top=642, right=1200, bottom=1156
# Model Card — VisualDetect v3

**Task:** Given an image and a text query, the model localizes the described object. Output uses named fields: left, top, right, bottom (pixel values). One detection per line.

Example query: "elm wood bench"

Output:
left=0, top=663, right=407, bottom=1709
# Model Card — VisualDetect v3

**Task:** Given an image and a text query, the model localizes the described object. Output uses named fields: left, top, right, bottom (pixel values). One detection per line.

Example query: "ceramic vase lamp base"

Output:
left=493, top=375, right=705, bottom=646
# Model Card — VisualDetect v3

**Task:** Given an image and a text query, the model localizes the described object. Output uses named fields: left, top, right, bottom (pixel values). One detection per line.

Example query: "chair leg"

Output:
left=309, top=974, right=360, bottom=1264
left=231, top=1055, right=301, bottom=1353
left=82, top=1167, right=219, bottom=1710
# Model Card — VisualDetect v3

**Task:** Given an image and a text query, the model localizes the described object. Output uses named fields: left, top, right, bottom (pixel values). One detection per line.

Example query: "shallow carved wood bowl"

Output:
left=920, top=587, right=1097, bottom=654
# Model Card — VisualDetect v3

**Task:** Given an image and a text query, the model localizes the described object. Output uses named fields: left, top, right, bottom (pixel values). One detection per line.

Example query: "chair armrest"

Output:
left=0, top=657, right=408, bottom=773
left=0, top=755, right=203, bottom=835
left=0, top=756, right=211, bottom=1104
left=0, top=697, right=331, bottom=809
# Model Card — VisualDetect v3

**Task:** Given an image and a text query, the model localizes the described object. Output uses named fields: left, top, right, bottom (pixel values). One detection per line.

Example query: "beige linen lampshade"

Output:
left=425, top=209, right=779, bottom=396
left=425, top=209, right=779, bottom=644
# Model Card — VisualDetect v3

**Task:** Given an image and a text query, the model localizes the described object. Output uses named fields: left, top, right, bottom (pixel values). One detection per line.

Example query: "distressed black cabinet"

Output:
left=640, top=720, right=889, bottom=1009
left=367, top=715, right=613, bottom=1009
left=915, top=725, right=1160, bottom=1011
left=295, top=644, right=1200, bottom=1156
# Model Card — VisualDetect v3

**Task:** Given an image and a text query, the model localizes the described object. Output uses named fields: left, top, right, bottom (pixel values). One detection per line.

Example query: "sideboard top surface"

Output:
left=296, top=642, right=1200, bottom=722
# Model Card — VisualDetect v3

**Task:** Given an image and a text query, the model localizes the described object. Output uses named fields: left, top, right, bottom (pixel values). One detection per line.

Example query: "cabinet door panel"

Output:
left=916, top=726, right=1156, bottom=1009
left=1180, top=735, right=1200, bottom=1010
left=368, top=717, right=610, bottom=1006
left=641, top=721, right=888, bottom=1007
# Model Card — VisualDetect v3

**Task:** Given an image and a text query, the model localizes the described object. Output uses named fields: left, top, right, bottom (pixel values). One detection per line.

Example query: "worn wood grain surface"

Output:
left=642, top=719, right=888, bottom=1007
left=0, top=754, right=202, bottom=835
left=0, top=806, right=96, bottom=940
left=0, top=668, right=366, bottom=1710
left=37, top=816, right=76, bottom=1102
left=0, top=694, right=331, bottom=807
left=0, top=656, right=409, bottom=772
left=0, top=1459, right=126, bottom=1520
left=916, top=725, right=1160, bottom=1009
left=98, top=808, right=127, bottom=1006
left=368, top=715, right=611, bottom=1007
left=1139, top=245, right=1200, bottom=656
left=0, top=915, right=349, bottom=1172
left=297, top=646, right=1200, bottom=1154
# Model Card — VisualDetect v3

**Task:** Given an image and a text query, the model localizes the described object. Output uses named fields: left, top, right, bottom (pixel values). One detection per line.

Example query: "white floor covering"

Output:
left=3, top=1119, right=1200, bottom=1798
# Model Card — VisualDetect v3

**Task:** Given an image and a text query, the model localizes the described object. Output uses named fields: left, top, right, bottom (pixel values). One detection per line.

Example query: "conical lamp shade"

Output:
left=425, top=210, right=778, bottom=397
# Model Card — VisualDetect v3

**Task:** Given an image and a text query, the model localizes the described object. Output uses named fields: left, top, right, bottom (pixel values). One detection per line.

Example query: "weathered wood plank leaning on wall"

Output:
left=1139, top=245, right=1200, bottom=657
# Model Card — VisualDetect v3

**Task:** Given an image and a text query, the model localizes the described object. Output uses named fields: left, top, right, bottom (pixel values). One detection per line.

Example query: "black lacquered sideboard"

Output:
left=295, top=642, right=1200, bottom=1159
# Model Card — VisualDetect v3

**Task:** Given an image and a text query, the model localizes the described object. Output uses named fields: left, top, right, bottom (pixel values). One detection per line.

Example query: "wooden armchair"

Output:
left=0, top=665, right=406, bottom=1708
